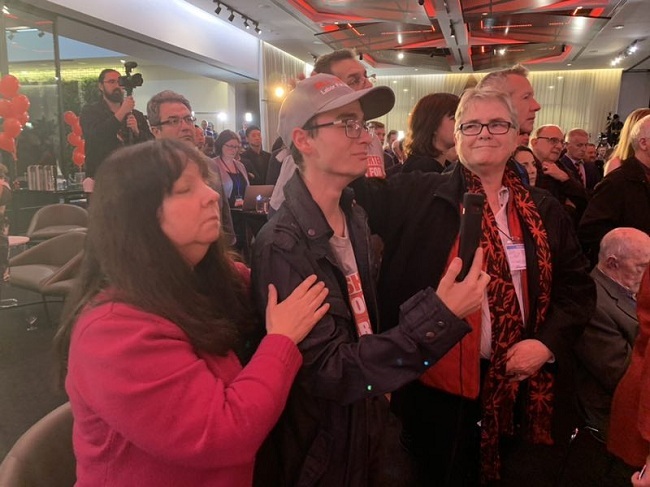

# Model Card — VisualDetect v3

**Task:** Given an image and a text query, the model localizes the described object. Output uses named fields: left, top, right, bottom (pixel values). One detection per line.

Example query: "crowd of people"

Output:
left=20, top=48, right=648, bottom=486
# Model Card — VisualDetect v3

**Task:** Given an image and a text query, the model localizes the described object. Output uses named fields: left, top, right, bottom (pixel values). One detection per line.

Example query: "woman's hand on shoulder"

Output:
left=265, top=275, right=330, bottom=344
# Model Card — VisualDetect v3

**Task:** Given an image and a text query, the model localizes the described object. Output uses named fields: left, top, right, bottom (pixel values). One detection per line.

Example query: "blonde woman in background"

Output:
left=605, top=108, right=650, bottom=175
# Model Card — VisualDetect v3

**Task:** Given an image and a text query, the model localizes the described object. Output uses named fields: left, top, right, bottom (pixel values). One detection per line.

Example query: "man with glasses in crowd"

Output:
left=351, top=88, right=594, bottom=485
left=269, top=49, right=387, bottom=213
left=146, top=90, right=234, bottom=244
left=252, top=73, right=489, bottom=486
left=80, top=68, right=153, bottom=184
left=530, top=124, right=588, bottom=226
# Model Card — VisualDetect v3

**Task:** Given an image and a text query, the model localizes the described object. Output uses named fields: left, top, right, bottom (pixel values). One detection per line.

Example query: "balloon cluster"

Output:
left=63, top=111, right=85, bottom=167
left=0, top=74, right=31, bottom=160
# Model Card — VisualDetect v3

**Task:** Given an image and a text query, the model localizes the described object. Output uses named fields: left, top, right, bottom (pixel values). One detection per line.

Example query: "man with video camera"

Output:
left=80, top=67, right=153, bottom=182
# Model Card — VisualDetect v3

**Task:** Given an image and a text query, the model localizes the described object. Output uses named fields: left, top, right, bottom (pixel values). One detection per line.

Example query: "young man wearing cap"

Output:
left=251, top=74, right=490, bottom=486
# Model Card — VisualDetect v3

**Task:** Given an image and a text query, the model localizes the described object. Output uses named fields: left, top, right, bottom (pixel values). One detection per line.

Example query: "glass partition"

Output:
left=3, top=5, right=60, bottom=182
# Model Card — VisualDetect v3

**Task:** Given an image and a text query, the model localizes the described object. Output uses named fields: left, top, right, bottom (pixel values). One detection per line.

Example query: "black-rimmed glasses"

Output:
left=457, top=121, right=514, bottom=136
left=155, top=116, right=196, bottom=128
left=304, top=119, right=372, bottom=139
left=536, top=136, right=564, bottom=145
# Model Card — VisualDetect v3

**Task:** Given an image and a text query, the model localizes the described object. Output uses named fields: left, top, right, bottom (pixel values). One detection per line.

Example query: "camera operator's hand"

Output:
left=125, top=114, right=140, bottom=136
left=114, top=96, right=135, bottom=122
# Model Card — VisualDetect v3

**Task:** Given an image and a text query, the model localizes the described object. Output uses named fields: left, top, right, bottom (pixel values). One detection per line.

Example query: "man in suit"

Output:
left=585, top=142, right=605, bottom=181
left=560, top=128, right=601, bottom=191
left=574, top=227, right=650, bottom=441
left=531, top=125, right=588, bottom=225
left=579, top=115, right=650, bottom=266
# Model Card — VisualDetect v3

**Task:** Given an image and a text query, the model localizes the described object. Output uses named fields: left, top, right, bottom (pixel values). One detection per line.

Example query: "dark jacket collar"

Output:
left=591, top=267, right=637, bottom=319
left=283, top=171, right=355, bottom=243
left=619, top=156, right=650, bottom=182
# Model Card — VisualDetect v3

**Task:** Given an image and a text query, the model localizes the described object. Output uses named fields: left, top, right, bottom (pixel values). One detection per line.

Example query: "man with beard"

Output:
left=80, top=69, right=152, bottom=180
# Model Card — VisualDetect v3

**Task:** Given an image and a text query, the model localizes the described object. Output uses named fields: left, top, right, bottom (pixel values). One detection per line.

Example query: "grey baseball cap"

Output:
left=278, top=73, right=395, bottom=147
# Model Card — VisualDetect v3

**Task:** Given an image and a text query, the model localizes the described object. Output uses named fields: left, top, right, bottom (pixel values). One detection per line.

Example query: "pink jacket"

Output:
left=66, top=302, right=302, bottom=486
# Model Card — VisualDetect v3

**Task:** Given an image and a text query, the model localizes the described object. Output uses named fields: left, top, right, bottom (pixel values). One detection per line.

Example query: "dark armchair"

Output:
left=26, top=204, right=88, bottom=242
left=0, top=402, right=76, bottom=487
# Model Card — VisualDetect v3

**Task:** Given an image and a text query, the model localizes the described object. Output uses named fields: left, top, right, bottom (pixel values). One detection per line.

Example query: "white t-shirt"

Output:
left=329, top=221, right=373, bottom=337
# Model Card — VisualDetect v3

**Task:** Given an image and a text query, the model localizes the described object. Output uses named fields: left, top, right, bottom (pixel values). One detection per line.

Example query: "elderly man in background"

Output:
left=575, top=227, right=650, bottom=442
left=352, top=87, right=595, bottom=485
left=579, top=114, right=650, bottom=266
left=560, top=128, right=601, bottom=191
left=530, top=124, right=588, bottom=225
left=147, top=90, right=234, bottom=243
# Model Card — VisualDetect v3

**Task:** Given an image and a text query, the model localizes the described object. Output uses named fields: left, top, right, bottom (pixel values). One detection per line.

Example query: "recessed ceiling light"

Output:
left=613, top=25, right=624, bottom=30
left=567, top=63, right=572, bottom=66
left=392, top=80, right=398, bottom=84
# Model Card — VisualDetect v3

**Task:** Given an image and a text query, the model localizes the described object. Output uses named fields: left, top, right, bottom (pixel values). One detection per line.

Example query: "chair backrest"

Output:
left=0, top=402, right=76, bottom=487
left=40, top=251, right=84, bottom=297
left=9, top=231, right=86, bottom=268
left=26, top=204, right=88, bottom=236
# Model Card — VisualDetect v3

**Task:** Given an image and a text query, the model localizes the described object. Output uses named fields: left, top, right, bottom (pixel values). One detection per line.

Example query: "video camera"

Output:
left=118, top=61, right=144, bottom=96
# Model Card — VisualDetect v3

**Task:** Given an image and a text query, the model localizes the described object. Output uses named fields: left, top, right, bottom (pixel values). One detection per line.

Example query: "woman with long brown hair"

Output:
left=402, top=92, right=460, bottom=173
left=56, top=139, right=329, bottom=486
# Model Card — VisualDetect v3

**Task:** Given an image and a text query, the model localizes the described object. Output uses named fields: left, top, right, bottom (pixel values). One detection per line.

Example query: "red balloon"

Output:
left=78, top=139, right=85, bottom=152
left=72, top=121, right=82, bottom=136
left=72, top=147, right=85, bottom=167
left=3, top=118, right=22, bottom=138
left=63, top=111, right=77, bottom=126
left=0, top=75, right=20, bottom=99
left=11, top=94, right=30, bottom=114
left=67, top=132, right=82, bottom=146
left=0, top=132, right=16, bottom=155
left=0, top=99, right=12, bottom=118
left=16, top=112, right=29, bottom=125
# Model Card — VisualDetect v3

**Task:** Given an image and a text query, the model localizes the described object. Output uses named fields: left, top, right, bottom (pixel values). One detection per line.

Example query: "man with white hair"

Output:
left=575, top=227, right=650, bottom=441
left=560, top=128, right=601, bottom=190
left=477, top=64, right=541, bottom=184
left=579, top=114, right=650, bottom=265
left=477, top=64, right=541, bottom=136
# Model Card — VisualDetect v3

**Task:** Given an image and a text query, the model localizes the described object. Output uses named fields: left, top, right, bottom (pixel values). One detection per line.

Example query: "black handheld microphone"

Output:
left=456, top=193, right=485, bottom=281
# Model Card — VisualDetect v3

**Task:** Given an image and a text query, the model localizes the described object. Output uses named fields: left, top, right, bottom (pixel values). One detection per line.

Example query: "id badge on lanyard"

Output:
left=505, top=240, right=526, bottom=271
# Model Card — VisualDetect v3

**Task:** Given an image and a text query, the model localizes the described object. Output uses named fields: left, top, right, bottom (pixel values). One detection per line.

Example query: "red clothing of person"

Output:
left=66, top=301, right=302, bottom=486
left=608, top=268, right=650, bottom=467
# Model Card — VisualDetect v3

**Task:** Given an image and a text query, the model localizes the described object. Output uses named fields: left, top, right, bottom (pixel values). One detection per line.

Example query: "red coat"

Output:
left=608, top=268, right=650, bottom=467
left=67, top=301, right=302, bottom=486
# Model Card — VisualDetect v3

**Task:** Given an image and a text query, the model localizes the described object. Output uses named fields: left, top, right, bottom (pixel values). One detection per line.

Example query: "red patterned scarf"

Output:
left=461, top=165, right=554, bottom=483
